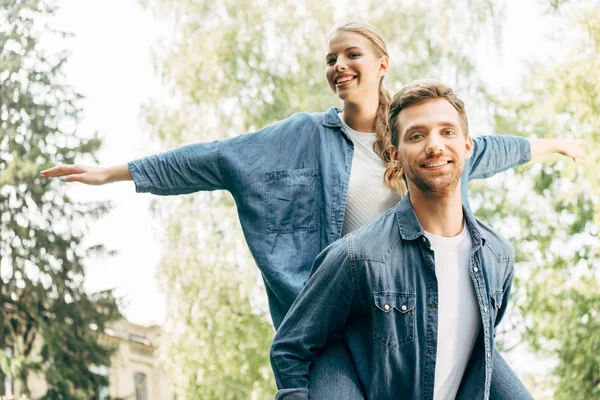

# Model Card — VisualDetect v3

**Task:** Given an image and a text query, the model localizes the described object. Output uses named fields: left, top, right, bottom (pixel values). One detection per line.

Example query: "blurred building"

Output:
left=2, top=319, right=174, bottom=400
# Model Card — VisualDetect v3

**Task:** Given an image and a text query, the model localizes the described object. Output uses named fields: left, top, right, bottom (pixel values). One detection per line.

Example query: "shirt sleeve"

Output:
left=128, top=140, right=225, bottom=195
left=127, top=113, right=317, bottom=196
left=468, top=135, right=532, bottom=181
left=270, top=238, right=354, bottom=394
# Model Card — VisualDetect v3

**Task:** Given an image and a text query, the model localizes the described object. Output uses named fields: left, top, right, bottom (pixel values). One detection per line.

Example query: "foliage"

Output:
left=473, top=4, right=600, bottom=398
left=0, top=0, right=120, bottom=397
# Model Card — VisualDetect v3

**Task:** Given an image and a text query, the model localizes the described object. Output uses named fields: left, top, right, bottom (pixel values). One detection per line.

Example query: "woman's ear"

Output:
left=379, top=55, right=389, bottom=77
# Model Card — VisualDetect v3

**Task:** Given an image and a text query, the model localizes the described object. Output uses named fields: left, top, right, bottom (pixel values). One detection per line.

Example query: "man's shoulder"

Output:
left=347, top=207, right=401, bottom=262
left=475, top=219, right=514, bottom=263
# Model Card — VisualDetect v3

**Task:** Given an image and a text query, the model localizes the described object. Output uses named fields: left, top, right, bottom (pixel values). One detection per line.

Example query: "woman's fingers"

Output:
left=41, top=164, right=88, bottom=177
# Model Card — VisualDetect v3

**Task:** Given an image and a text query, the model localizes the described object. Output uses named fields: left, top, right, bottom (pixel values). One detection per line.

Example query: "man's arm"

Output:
left=270, top=239, right=354, bottom=399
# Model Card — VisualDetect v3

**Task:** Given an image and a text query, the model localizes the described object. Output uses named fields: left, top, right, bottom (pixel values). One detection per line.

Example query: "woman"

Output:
left=42, top=21, right=582, bottom=398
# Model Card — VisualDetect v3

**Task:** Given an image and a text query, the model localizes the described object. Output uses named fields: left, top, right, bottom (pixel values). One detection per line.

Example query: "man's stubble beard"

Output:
left=407, top=159, right=464, bottom=199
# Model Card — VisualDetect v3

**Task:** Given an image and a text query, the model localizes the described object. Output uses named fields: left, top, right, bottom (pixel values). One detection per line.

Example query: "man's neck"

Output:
left=409, top=182, right=464, bottom=237
left=341, top=96, right=379, bottom=133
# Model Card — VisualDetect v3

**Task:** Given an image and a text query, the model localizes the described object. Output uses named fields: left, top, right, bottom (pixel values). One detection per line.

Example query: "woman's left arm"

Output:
left=529, top=138, right=586, bottom=162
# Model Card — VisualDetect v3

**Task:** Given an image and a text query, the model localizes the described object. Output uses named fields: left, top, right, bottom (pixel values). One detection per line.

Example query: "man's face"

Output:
left=390, top=98, right=473, bottom=198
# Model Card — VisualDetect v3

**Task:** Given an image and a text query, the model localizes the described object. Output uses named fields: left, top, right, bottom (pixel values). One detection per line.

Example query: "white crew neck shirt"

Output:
left=424, top=223, right=480, bottom=400
left=339, top=114, right=401, bottom=236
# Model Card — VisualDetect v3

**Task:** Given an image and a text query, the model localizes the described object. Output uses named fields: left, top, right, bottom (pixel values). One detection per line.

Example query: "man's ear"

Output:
left=389, top=145, right=400, bottom=167
left=465, top=135, right=473, bottom=159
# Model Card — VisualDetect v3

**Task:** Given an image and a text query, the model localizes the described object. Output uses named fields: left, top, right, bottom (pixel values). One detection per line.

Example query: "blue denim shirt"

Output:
left=270, top=195, right=514, bottom=400
left=128, top=107, right=530, bottom=329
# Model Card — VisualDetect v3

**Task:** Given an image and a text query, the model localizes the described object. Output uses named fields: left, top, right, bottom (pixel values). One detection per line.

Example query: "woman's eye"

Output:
left=409, top=134, right=423, bottom=140
left=326, top=58, right=336, bottom=66
left=349, top=52, right=361, bottom=58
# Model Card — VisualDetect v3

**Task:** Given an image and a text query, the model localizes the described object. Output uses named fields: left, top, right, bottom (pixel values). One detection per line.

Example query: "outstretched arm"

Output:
left=41, top=140, right=225, bottom=195
left=468, top=136, right=585, bottom=181
left=270, top=240, right=354, bottom=399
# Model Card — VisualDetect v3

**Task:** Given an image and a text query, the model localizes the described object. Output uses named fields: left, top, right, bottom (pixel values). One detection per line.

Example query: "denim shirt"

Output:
left=270, top=195, right=515, bottom=400
left=128, top=107, right=530, bottom=329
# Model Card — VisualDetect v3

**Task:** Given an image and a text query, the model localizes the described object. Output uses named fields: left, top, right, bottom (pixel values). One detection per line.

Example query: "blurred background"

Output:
left=1, top=0, right=598, bottom=398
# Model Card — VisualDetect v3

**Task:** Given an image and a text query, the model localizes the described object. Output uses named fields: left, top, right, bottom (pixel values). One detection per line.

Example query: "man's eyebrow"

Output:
left=437, top=121, right=460, bottom=129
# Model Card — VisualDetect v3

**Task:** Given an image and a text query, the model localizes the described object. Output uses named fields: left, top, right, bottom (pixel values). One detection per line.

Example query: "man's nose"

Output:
left=425, top=135, right=443, bottom=155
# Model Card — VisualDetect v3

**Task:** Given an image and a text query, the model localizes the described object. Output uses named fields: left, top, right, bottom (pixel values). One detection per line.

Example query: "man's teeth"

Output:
left=424, top=161, right=448, bottom=168
left=337, top=76, right=354, bottom=83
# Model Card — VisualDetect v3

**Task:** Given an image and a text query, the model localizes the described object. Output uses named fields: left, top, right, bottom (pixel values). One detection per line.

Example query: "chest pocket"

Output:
left=490, top=289, right=504, bottom=328
left=265, top=168, right=319, bottom=234
left=373, top=292, right=416, bottom=350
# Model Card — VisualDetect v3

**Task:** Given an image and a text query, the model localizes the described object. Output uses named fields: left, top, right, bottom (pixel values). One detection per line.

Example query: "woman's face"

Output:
left=325, top=30, right=388, bottom=105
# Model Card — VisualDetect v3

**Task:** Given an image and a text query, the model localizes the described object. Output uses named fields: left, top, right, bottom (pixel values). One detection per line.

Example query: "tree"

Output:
left=140, top=0, right=505, bottom=397
left=474, top=3, right=600, bottom=398
left=0, top=0, right=120, bottom=397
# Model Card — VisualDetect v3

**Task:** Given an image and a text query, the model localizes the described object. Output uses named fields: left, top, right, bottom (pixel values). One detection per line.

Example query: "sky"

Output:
left=50, top=0, right=565, bottom=328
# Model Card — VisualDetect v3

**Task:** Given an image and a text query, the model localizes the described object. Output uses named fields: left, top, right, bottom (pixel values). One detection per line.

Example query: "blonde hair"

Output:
left=327, top=21, right=406, bottom=195
left=389, top=79, right=469, bottom=150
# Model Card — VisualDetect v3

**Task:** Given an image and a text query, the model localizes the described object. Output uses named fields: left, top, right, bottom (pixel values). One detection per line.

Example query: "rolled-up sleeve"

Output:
left=128, top=140, right=224, bottom=195
left=468, top=135, right=531, bottom=181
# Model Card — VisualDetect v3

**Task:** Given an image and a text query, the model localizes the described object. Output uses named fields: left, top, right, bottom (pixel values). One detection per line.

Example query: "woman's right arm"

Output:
left=41, top=113, right=316, bottom=195
left=42, top=139, right=226, bottom=195
left=41, top=163, right=132, bottom=185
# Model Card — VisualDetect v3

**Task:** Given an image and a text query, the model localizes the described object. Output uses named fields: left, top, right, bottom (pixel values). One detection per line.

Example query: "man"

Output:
left=270, top=80, right=515, bottom=399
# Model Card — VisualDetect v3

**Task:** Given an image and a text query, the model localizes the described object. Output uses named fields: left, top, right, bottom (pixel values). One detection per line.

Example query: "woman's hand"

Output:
left=41, top=164, right=132, bottom=185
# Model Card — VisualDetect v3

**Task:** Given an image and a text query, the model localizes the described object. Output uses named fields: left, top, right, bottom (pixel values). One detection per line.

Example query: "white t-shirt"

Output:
left=424, top=224, right=480, bottom=400
left=339, top=115, right=401, bottom=236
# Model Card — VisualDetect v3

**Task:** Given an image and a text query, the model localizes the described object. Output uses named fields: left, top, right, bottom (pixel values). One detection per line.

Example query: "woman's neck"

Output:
left=341, top=97, right=379, bottom=133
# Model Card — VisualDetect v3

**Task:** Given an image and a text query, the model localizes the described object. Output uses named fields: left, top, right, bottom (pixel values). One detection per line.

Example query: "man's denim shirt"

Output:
left=270, top=195, right=515, bottom=400
left=128, top=107, right=530, bottom=329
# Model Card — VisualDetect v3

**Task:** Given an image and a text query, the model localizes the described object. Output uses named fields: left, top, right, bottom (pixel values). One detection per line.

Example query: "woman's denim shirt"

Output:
left=270, top=196, right=515, bottom=400
left=128, top=107, right=530, bottom=329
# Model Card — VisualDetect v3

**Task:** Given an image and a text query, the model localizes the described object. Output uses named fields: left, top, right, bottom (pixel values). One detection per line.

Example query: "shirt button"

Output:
left=384, top=304, right=390, bottom=311
left=429, top=303, right=435, bottom=308
left=473, top=267, right=479, bottom=272
left=426, top=398, right=431, bottom=400
left=487, top=352, right=491, bottom=359
left=401, top=305, right=407, bottom=311
left=426, top=262, right=432, bottom=267
left=427, top=348, right=434, bottom=355
left=422, top=237, right=427, bottom=242
left=483, top=307, right=488, bottom=313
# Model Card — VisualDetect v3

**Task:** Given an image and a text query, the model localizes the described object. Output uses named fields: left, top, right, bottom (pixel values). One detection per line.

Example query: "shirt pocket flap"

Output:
left=374, top=292, right=415, bottom=314
left=491, top=290, right=504, bottom=309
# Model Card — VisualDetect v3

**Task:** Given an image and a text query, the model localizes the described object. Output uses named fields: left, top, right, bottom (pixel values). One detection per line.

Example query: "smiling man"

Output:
left=270, top=80, right=515, bottom=400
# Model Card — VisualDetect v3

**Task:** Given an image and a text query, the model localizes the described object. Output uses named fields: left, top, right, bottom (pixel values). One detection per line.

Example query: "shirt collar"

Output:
left=394, top=194, right=487, bottom=248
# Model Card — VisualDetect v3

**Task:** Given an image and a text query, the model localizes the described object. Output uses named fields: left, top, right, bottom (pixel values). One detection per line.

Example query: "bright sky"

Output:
left=52, top=0, right=564, bottom=329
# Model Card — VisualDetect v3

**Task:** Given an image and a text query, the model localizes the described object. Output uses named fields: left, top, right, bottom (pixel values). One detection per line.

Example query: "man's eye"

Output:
left=443, top=130, right=455, bottom=136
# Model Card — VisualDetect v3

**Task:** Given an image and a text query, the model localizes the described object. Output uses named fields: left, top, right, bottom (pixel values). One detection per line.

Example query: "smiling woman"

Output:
left=40, top=19, right=584, bottom=400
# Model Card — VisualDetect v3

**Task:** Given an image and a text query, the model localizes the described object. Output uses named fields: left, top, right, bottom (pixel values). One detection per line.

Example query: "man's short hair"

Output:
left=388, top=80, right=469, bottom=147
